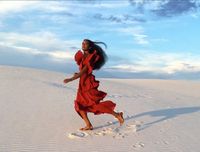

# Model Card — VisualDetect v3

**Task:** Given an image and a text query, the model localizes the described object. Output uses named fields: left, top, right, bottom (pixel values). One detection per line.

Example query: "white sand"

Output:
left=0, top=65, right=200, bottom=152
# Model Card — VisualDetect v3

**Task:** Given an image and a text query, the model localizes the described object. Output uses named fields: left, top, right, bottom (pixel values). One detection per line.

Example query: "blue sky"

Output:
left=0, top=0, right=200, bottom=79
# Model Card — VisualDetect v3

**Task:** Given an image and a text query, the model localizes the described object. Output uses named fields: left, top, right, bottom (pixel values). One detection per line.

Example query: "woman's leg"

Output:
left=93, top=104, right=124, bottom=125
left=92, top=104, right=124, bottom=126
left=91, top=101, right=124, bottom=126
left=78, top=110, right=93, bottom=130
left=110, top=111, right=124, bottom=126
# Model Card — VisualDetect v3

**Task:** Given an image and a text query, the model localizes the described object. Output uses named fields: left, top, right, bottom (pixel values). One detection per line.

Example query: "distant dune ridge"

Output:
left=0, top=65, right=200, bottom=152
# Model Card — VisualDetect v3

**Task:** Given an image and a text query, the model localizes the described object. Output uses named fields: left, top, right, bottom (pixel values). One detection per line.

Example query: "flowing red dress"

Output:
left=74, top=50, right=116, bottom=118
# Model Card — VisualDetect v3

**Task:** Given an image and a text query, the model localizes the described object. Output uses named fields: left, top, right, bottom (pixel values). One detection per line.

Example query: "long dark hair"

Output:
left=84, top=39, right=108, bottom=70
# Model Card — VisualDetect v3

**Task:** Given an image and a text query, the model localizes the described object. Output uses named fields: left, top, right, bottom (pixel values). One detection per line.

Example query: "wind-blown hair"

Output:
left=84, top=39, right=108, bottom=70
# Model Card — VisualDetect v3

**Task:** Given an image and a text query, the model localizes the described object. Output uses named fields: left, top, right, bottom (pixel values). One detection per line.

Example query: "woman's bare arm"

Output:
left=70, top=65, right=88, bottom=80
left=63, top=65, right=88, bottom=83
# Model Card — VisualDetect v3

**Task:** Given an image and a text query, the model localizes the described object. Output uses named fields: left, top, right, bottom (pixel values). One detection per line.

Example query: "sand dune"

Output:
left=0, top=65, right=200, bottom=152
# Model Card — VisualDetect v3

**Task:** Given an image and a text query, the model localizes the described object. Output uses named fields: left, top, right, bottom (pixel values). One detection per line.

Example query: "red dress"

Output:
left=74, top=50, right=116, bottom=118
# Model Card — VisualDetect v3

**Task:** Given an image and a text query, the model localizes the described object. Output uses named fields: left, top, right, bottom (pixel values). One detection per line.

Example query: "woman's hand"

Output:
left=73, top=72, right=79, bottom=77
left=63, top=78, right=72, bottom=84
left=63, top=70, right=85, bottom=84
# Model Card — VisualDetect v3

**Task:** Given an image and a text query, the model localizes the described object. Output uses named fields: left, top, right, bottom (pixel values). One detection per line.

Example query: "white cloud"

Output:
left=93, top=2, right=129, bottom=8
left=0, top=0, right=75, bottom=27
left=133, top=34, right=149, bottom=45
left=105, top=51, right=200, bottom=74
left=69, top=1, right=130, bottom=8
left=105, top=64, right=157, bottom=73
left=129, top=0, right=169, bottom=11
left=0, top=1, right=71, bottom=15
left=0, top=31, right=79, bottom=50
left=0, top=31, right=80, bottom=61
left=37, top=2, right=69, bottom=12
left=0, top=42, right=73, bottom=61
left=163, top=61, right=200, bottom=74
left=143, top=0, right=168, bottom=10
left=0, top=1, right=74, bottom=27
left=0, top=1, right=38, bottom=14
left=116, top=26, right=150, bottom=45
left=48, top=51, right=73, bottom=60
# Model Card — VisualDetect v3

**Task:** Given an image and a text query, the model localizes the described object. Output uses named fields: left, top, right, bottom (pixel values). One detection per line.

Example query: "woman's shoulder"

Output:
left=74, top=50, right=83, bottom=65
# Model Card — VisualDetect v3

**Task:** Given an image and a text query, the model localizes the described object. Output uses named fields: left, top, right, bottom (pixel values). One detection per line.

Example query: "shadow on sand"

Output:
left=94, top=106, right=200, bottom=131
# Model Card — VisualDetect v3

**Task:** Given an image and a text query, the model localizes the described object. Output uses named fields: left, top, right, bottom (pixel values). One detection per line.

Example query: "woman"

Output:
left=63, top=39, right=124, bottom=131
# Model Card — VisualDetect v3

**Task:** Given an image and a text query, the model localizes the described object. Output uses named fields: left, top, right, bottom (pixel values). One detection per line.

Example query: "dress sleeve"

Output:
left=85, top=50, right=100, bottom=74
left=74, top=50, right=83, bottom=65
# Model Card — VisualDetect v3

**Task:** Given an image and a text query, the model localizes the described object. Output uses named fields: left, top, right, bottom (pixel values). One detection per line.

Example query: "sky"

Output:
left=0, top=0, right=200, bottom=79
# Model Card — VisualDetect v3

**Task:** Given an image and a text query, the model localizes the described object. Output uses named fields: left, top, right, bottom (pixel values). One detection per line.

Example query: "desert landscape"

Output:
left=0, top=65, right=200, bottom=152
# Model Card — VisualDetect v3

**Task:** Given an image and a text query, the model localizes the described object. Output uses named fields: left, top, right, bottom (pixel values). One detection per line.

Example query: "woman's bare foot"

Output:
left=116, top=112, right=124, bottom=126
left=80, top=125, right=93, bottom=131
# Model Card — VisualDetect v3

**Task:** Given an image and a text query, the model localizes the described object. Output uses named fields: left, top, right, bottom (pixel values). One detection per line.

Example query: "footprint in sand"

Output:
left=68, top=131, right=89, bottom=139
left=108, top=94, right=123, bottom=98
left=67, top=121, right=142, bottom=139
left=94, top=127, right=113, bottom=136
left=112, top=123, right=141, bottom=139
left=132, top=142, right=145, bottom=149
left=93, top=121, right=142, bottom=139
